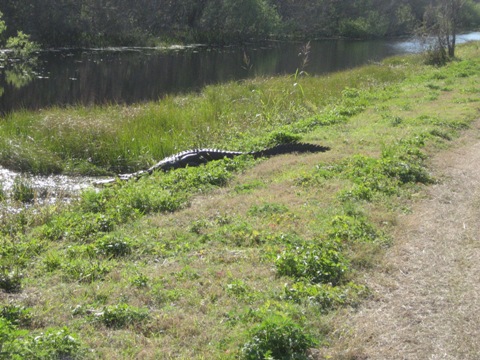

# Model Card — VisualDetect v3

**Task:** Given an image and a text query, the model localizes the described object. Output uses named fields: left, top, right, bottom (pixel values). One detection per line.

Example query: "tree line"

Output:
left=0, top=0, right=479, bottom=47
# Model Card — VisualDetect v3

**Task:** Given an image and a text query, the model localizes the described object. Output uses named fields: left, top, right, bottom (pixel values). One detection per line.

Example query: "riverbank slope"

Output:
left=0, top=42, right=479, bottom=359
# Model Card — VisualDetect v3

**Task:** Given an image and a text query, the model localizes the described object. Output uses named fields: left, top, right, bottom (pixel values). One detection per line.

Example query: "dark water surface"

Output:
left=1, top=33, right=479, bottom=113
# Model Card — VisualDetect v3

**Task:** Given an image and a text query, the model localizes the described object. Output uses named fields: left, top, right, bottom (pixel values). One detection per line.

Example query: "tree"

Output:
left=197, top=0, right=280, bottom=43
left=0, top=11, right=38, bottom=95
left=422, top=0, right=466, bottom=61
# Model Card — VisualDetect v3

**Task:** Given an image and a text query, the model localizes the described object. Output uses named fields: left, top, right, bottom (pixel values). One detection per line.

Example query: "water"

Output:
left=0, top=165, right=98, bottom=212
left=1, top=33, right=478, bottom=114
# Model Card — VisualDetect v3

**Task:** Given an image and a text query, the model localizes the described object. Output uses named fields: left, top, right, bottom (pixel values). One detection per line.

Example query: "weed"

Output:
left=0, top=305, right=32, bottom=327
left=42, top=251, right=63, bottom=272
left=328, top=214, right=384, bottom=244
left=41, top=211, right=116, bottom=242
left=240, top=314, right=317, bottom=360
left=275, top=239, right=349, bottom=285
left=234, top=180, right=266, bottom=194
left=212, top=221, right=265, bottom=246
left=248, top=202, right=290, bottom=217
left=61, top=259, right=111, bottom=283
left=226, top=279, right=256, bottom=301
left=0, top=321, right=84, bottom=360
left=265, top=131, right=302, bottom=147
left=0, top=268, right=23, bottom=293
left=94, top=235, right=133, bottom=258
left=283, top=281, right=368, bottom=311
left=175, top=266, right=201, bottom=281
left=96, top=304, right=149, bottom=329
left=12, top=177, right=35, bottom=203
left=307, top=137, right=433, bottom=202
left=430, top=128, right=453, bottom=141
left=130, top=274, right=149, bottom=288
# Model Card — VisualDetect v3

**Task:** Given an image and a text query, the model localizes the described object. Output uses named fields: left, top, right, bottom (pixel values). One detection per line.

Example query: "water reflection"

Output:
left=1, top=165, right=96, bottom=212
left=0, top=33, right=479, bottom=113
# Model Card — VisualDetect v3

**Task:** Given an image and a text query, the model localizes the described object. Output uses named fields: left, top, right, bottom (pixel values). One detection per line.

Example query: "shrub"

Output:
left=240, top=314, right=317, bottom=360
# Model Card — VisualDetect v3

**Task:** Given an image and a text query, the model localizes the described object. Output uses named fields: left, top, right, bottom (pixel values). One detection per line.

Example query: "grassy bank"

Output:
left=0, top=59, right=406, bottom=175
left=0, top=42, right=479, bottom=359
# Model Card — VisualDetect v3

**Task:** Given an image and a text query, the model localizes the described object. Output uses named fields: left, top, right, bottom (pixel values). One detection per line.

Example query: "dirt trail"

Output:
left=326, top=120, right=480, bottom=359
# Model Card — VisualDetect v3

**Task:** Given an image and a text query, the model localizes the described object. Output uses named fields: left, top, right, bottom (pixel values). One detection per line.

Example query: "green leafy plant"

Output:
left=130, top=274, right=149, bottom=288
left=328, top=214, right=384, bottom=244
left=226, top=279, right=255, bottom=301
left=94, top=235, right=133, bottom=258
left=0, top=321, right=83, bottom=360
left=0, top=305, right=32, bottom=327
left=275, top=239, right=349, bottom=285
left=240, top=314, right=317, bottom=360
left=97, top=304, right=149, bottom=329
left=283, top=281, right=368, bottom=312
left=265, top=131, right=302, bottom=146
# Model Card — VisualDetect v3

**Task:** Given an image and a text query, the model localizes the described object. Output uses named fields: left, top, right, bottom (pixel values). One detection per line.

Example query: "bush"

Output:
left=240, top=314, right=317, bottom=360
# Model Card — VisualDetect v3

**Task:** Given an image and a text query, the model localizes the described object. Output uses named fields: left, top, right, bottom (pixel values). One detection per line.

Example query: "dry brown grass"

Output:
left=321, top=119, right=480, bottom=359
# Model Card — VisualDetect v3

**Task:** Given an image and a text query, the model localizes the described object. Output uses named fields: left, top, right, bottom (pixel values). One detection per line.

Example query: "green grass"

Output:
left=1, top=58, right=408, bottom=175
left=0, top=42, right=479, bottom=358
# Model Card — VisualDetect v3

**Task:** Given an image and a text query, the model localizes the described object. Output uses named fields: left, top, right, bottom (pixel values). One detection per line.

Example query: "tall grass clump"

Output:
left=0, top=58, right=409, bottom=175
left=12, top=177, right=35, bottom=203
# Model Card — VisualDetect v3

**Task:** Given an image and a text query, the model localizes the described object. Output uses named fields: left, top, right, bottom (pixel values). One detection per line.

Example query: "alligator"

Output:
left=94, top=142, right=329, bottom=186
